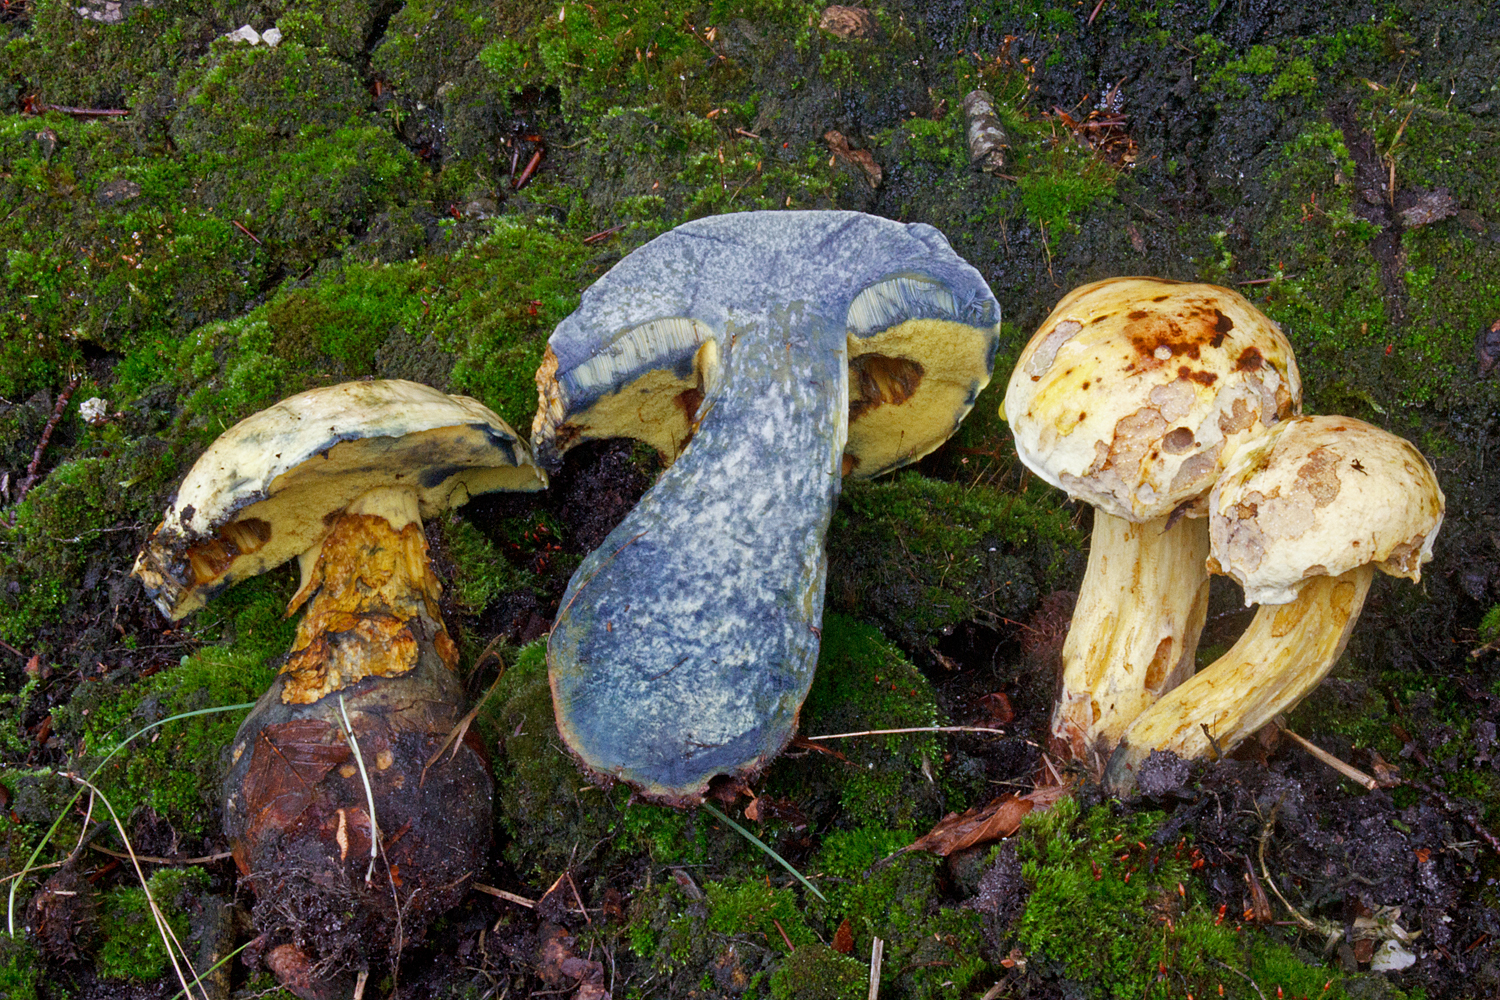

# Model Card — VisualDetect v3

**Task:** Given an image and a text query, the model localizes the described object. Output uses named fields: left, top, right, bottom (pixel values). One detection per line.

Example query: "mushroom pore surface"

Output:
left=541, top=211, right=999, bottom=804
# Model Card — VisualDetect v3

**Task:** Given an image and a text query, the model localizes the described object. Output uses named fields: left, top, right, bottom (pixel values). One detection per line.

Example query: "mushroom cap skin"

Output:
left=539, top=211, right=1000, bottom=805
left=1003, top=277, right=1301, bottom=522
left=1208, top=414, right=1445, bottom=606
left=534, top=210, right=1001, bottom=477
left=132, top=379, right=546, bottom=619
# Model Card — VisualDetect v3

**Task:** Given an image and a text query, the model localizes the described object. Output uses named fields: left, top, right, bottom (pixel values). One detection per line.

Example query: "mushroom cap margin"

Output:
left=132, top=379, right=545, bottom=620
left=1207, top=414, right=1445, bottom=606
left=531, top=210, right=1000, bottom=476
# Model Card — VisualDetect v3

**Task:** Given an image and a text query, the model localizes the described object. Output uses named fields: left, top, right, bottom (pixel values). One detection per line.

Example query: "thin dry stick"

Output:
left=1275, top=722, right=1379, bottom=790
left=867, top=937, right=885, bottom=1000
left=11, top=376, right=80, bottom=511
left=90, top=844, right=233, bottom=865
left=805, top=725, right=1008, bottom=741
left=472, top=883, right=535, bottom=908
left=337, top=694, right=380, bottom=885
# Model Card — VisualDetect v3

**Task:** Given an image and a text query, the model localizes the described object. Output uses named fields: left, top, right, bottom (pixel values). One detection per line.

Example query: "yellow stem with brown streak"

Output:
left=279, top=487, right=457, bottom=705
left=1051, top=509, right=1211, bottom=762
left=1106, top=564, right=1375, bottom=790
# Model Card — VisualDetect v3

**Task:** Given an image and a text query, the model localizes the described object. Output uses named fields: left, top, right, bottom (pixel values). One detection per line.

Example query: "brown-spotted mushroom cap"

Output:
left=1103, top=414, right=1445, bottom=791
left=132, top=379, right=545, bottom=619
left=1003, top=277, right=1302, bottom=521
left=1208, top=414, right=1445, bottom=605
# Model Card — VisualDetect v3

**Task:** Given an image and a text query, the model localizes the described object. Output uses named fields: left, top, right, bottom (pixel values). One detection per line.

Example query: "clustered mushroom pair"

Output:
left=1002, top=277, right=1445, bottom=791
left=131, top=212, right=1003, bottom=994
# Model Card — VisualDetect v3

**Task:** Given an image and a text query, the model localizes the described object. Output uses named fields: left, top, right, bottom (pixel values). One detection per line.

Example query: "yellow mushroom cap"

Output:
left=1208, top=415, right=1445, bottom=606
left=132, top=379, right=545, bottom=619
left=1004, top=278, right=1301, bottom=521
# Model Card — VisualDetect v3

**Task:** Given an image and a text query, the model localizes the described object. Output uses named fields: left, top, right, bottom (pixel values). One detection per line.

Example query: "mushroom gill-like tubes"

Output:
left=536, top=211, right=1000, bottom=805
left=131, top=380, right=545, bottom=1000
left=1003, top=278, right=1302, bottom=762
left=1104, top=416, right=1445, bottom=794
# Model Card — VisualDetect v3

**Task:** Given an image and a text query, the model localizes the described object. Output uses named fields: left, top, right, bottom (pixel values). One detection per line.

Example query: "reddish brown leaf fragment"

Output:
left=240, top=719, right=349, bottom=834
left=909, top=784, right=1069, bottom=856
left=832, top=918, right=854, bottom=955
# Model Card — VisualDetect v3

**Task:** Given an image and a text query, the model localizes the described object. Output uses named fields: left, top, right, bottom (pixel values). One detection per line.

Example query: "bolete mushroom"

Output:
left=1104, top=415, right=1444, bottom=792
left=1003, top=278, right=1301, bottom=761
left=131, top=379, right=545, bottom=996
left=534, top=211, right=1000, bottom=805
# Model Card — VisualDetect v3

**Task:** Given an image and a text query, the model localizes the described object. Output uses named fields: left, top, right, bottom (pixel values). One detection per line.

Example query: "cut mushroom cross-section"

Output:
left=1105, top=415, right=1445, bottom=793
left=131, top=379, right=545, bottom=999
left=535, top=211, right=1000, bottom=805
left=1003, top=277, right=1302, bottom=761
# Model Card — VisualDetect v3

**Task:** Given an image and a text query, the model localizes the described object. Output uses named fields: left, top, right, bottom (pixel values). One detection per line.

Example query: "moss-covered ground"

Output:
left=0, top=0, right=1496, bottom=997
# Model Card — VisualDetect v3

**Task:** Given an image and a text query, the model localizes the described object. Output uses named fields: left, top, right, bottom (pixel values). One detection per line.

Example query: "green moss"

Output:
left=1012, top=798, right=1392, bottom=1000
left=1481, top=605, right=1500, bottom=645
left=95, top=867, right=208, bottom=982
left=49, top=644, right=277, bottom=839
left=827, top=474, right=1081, bottom=654
left=765, top=614, right=943, bottom=829
left=768, top=943, right=864, bottom=1000
left=1016, top=143, right=1118, bottom=234
left=440, top=516, right=537, bottom=615
left=0, top=933, right=39, bottom=1000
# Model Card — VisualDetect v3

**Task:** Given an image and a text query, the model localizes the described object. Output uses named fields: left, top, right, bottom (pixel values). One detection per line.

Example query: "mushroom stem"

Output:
left=1051, top=509, right=1211, bottom=761
left=549, top=310, right=847, bottom=804
left=280, top=486, right=456, bottom=706
left=1104, top=564, right=1374, bottom=793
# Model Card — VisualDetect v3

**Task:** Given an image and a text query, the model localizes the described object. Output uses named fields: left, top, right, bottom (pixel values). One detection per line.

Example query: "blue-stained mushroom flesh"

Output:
left=536, top=211, right=1000, bottom=804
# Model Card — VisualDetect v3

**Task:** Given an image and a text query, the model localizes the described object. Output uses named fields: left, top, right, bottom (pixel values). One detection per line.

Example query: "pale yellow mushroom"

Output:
left=1004, top=277, right=1301, bottom=761
left=1105, top=415, right=1445, bottom=792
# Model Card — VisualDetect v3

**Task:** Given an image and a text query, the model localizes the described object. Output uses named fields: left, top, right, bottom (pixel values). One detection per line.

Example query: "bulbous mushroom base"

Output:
left=223, top=657, right=492, bottom=1000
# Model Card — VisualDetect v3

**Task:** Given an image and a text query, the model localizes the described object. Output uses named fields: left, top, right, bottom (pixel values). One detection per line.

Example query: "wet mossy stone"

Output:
left=538, top=211, right=1000, bottom=806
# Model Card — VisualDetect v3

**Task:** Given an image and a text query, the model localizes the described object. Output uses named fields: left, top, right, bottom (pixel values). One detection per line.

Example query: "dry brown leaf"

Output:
left=832, top=917, right=854, bottom=955
left=823, top=130, right=882, bottom=189
left=909, top=784, right=1070, bottom=856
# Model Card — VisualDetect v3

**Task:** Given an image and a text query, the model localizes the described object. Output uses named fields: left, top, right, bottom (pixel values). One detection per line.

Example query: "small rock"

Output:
left=261, top=26, right=282, bottom=47
left=1400, top=188, right=1458, bottom=228
left=1134, top=749, right=1191, bottom=798
left=94, top=179, right=141, bottom=206
left=75, top=1, right=123, bottom=23
left=819, top=5, right=878, bottom=40
left=224, top=24, right=261, bottom=45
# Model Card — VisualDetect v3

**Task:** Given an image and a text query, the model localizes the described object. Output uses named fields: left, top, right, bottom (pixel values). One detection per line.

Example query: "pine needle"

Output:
left=701, top=802, right=826, bottom=902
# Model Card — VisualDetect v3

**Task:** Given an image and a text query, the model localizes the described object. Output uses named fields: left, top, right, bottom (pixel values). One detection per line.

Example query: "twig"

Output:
left=1237, top=276, right=1288, bottom=286
left=582, top=224, right=626, bottom=245
left=771, top=917, right=795, bottom=953
left=735, top=128, right=761, bottom=139
left=89, top=844, right=233, bottom=866
left=13, top=376, right=80, bottom=507
left=30, top=104, right=130, bottom=117
left=1210, top=958, right=1267, bottom=1000
left=566, top=871, right=591, bottom=925
left=867, top=937, right=884, bottom=1000
left=1275, top=722, right=1378, bottom=790
left=1086, top=0, right=1107, bottom=25
left=473, top=883, right=535, bottom=908
left=231, top=220, right=262, bottom=245
left=422, top=650, right=508, bottom=786
left=805, top=725, right=1007, bottom=741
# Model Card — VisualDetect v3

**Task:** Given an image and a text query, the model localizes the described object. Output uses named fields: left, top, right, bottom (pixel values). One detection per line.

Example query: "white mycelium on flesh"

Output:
left=544, top=211, right=999, bottom=802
